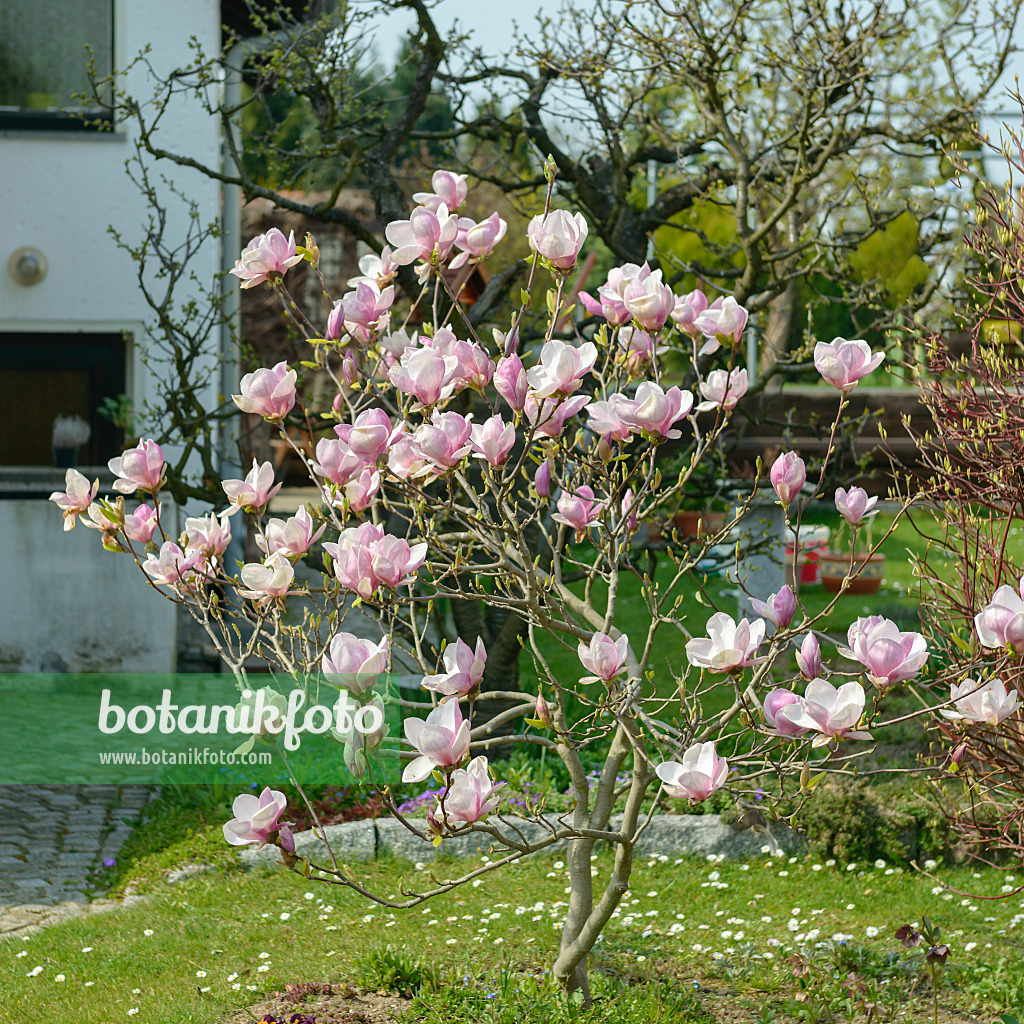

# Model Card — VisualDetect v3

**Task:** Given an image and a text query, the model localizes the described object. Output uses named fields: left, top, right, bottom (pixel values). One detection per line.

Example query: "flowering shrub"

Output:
left=49, top=165, right=934, bottom=1003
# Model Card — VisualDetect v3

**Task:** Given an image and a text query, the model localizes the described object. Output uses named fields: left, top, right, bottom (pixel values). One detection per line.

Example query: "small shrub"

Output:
left=353, top=944, right=440, bottom=998
left=792, top=780, right=947, bottom=864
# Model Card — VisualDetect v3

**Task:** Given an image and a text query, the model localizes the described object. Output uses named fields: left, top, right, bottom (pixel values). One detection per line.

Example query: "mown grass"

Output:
left=5, top=833, right=1024, bottom=1024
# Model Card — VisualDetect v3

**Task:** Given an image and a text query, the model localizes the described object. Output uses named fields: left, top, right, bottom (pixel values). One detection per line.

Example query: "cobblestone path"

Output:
left=0, top=785, right=152, bottom=936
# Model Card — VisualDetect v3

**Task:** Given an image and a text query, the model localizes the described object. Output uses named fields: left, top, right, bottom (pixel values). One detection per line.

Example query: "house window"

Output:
left=0, top=332, right=127, bottom=467
left=0, top=0, right=113, bottom=130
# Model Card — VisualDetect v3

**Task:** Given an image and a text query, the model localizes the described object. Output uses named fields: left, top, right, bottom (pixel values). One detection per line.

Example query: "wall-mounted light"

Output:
left=8, top=247, right=47, bottom=286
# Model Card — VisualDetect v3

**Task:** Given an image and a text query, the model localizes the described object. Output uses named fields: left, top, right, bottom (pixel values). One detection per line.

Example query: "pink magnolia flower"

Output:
left=233, top=361, right=296, bottom=421
left=335, top=408, right=402, bottom=464
left=671, top=288, right=709, bottom=335
left=762, top=688, right=809, bottom=737
left=796, top=633, right=822, bottom=680
left=428, top=757, right=504, bottom=829
left=143, top=541, right=204, bottom=587
left=402, top=699, right=472, bottom=783
left=373, top=534, right=429, bottom=590
left=222, top=459, right=282, bottom=515
left=388, top=347, right=460, bottom=407
left=975, top=580, right=1024, bottom=652
left=470, top=414, right=516, bottom=466
left=589, top=264, right=651, bottom=323
left=838, top=616, right=929, bottom=687
left=527, top=210, right=588, bottom=270
left=835, top=486, right=878, bottom=525
left=313, top=438, right=363, bottom=487
left=109, top=439, right=165, bottom=494
left=322, top=632, right=389, bottom=696
left=380, top=327, right=418, bottom=366
left=535, top=459, right=552, bottom=498
left=656, top=742, right=729, bottom=801
left=49, top=468, right=98, bottom=531
left=553, top=485, right=605, bottom=535
left=257, top=506, right=325, bottom=559
left=326, top=299, right=346, bottom=340
left=625, top=382, right=694, bottom=440
left=343, top=468, right=381, bottom=512
left=411, top=410, right=474, bottom=474
left=770, top=452, right=806, bottom=506
left=223, top=787, right=289, bottom=846
left=324, top=523, right=427, bottom=599
left=230, top=228, right=303, bottom=289
left=184, top=513, right=232, bottom=558
left=785, top=678, right=871, bottom=746
left=387, top=437, right=427, bottom=481
left=385, top=204, right=458, bottom=266
left=494, top=353, right=529, bottom=412
left=579, top=287, right=630, bottom=326
left=238, top=552, right=294, bottom=601
left=693, top=296, right=748, bottom=353
left=425, top=329, right=494, bottom=391
left=623, top=269, right=675, bottom=330
left=940, top=677, right=1022, bottom=726
left=524, top=394, right=591, bottom=438
left=750, top=585, right=796, bottom=629
left=587, top=392, right=637, bottom=442
left=428, top=756, right=505, bottom=832
left=814, top=338, right=884, bottom=392
left=341, top=281, right=395, bottom=339
left=422, top=637, right=488, bottom=698
left=696, top=368, right=748, bottom=412
left=124, top=503, right=159, bottom=544
left=527, top=340, right=598, bottom=399
left=619, top=327, right=655, bottom=373
left=455, top=212, right=507, bottom=258
left=686, top=612, right=765, bottom=673
left=348, top=246, right=399, bottom=289
left=412, top=169, right=468, bottom=213
left=578, top=632, right=630, bottom=685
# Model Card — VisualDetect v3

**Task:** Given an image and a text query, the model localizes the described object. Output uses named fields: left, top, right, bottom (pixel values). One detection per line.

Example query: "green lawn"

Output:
left=5, top=835, right=1024, bottom=1023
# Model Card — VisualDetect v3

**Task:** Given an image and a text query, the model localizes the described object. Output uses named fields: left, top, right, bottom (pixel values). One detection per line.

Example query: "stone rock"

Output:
left=165, top=862, right=213, bottom=884
left=238, top=812, right=806, bottom=869
left=629, top=813, right=805, bottom=860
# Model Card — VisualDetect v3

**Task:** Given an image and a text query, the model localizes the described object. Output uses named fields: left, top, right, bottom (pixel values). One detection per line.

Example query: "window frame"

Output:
left=0, top=0, right=115, bottom=132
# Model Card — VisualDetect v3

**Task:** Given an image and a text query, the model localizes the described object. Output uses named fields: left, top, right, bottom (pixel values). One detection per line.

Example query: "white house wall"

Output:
left=0, top=0, right=225, bottom=673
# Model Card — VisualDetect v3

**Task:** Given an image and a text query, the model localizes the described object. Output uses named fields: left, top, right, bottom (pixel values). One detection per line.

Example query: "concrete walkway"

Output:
left=0, top=785, right=152, bottom=936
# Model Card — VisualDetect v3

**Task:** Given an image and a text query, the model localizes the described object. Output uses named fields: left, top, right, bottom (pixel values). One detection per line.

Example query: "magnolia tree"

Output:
left=50, top=168, right=934, bottom=1002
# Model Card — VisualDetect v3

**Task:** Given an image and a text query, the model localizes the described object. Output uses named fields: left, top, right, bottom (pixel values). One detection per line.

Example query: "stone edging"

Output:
left=240, top=813, right=806, bottom=870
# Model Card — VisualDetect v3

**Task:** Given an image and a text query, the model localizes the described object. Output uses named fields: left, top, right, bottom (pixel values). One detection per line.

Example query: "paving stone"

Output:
left=0, top=784, right=152, bottom=930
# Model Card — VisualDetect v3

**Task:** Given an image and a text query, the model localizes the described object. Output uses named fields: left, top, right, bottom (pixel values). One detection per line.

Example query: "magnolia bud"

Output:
left=340, top=351, right=358, bottom=386
left=535, top=690, right=552, bottom=728
left=598, top=436, right=613, bottom=462
left=535, top=459, right=551, bottom=498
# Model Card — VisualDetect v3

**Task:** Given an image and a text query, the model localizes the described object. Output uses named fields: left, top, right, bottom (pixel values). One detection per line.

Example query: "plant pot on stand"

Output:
left=819, top=551, right=885, bottom=595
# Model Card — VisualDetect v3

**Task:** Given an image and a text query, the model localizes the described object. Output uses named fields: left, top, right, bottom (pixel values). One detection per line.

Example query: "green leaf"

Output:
left=233, top=734, right=257, bottom=756
left=524, top=718, right=545, bottom=729
left=949, top=633, right=972, bottom=654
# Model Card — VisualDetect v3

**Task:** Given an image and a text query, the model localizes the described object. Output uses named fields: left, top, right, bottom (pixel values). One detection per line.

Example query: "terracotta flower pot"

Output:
left=672, top=510, right=726, bottom=540
left=819, top=551, right=885, bottom=595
